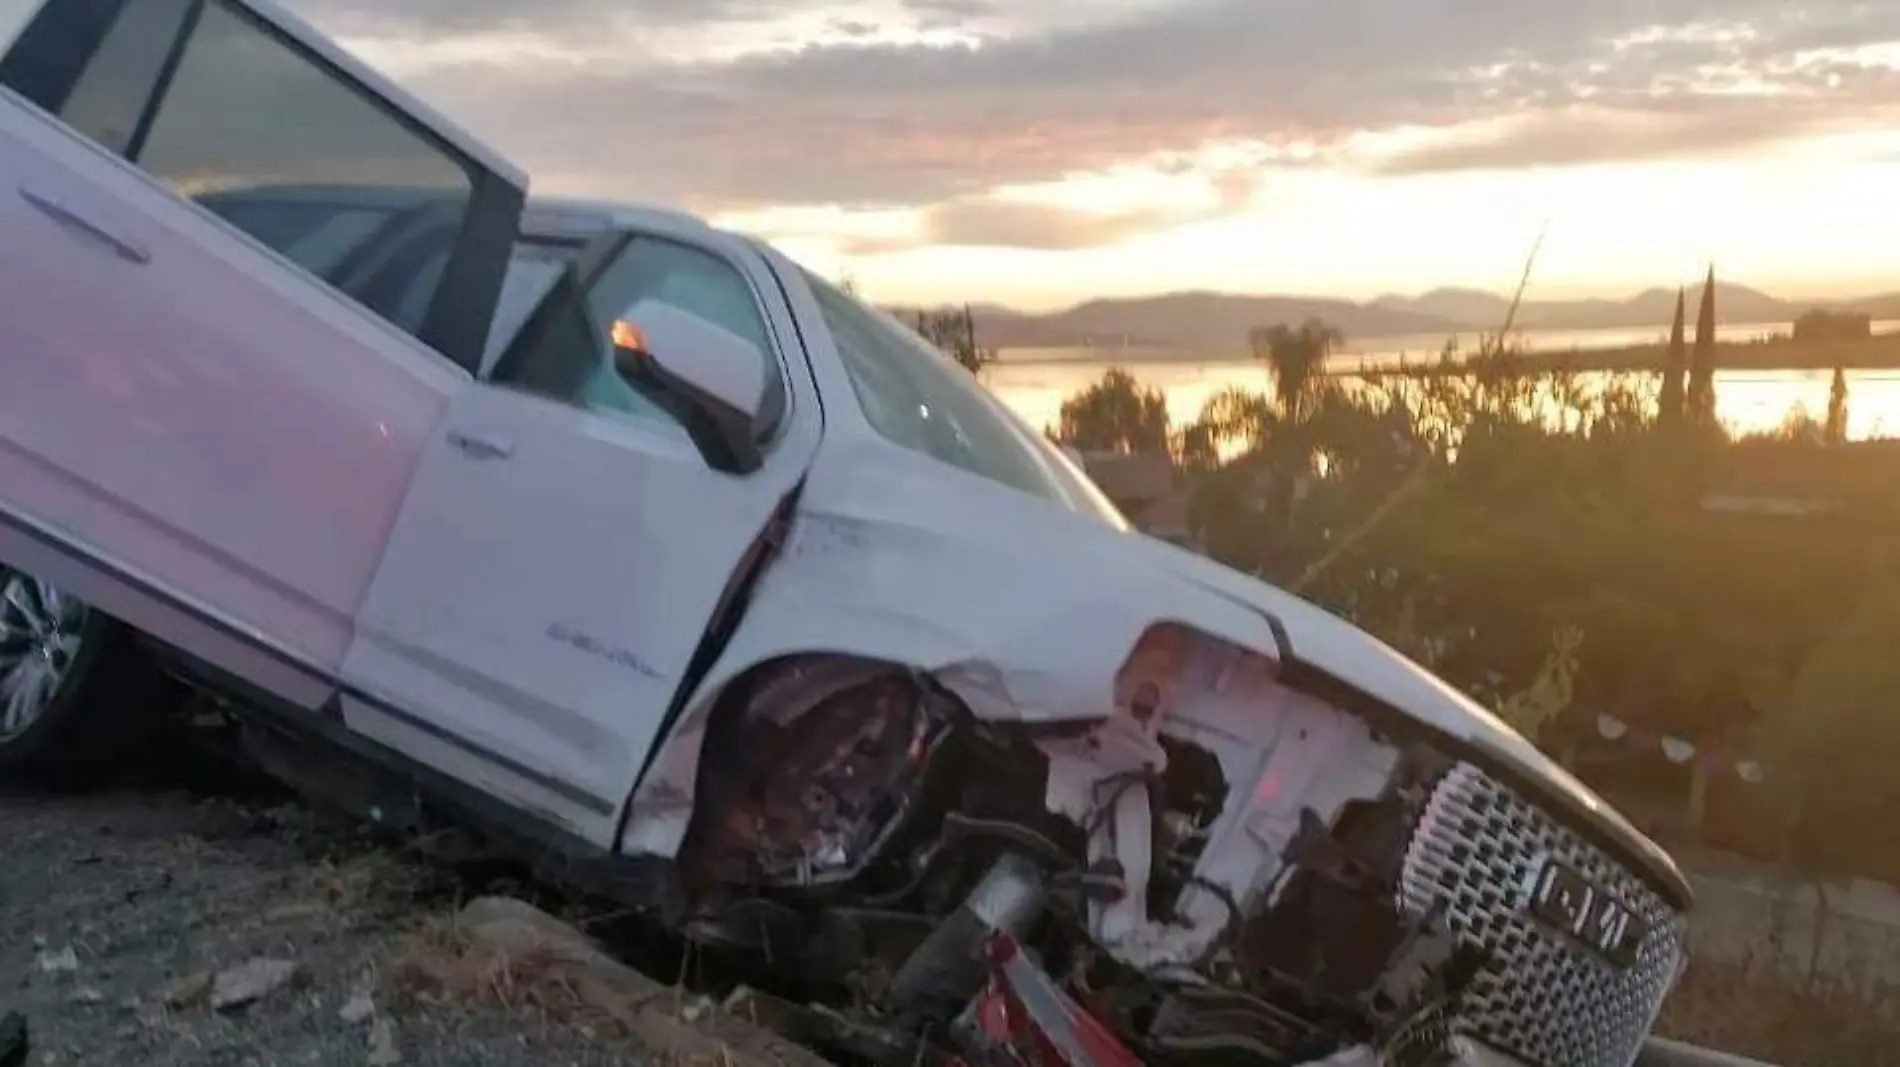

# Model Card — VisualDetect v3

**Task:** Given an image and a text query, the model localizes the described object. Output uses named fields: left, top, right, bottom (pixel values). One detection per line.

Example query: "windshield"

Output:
left=803, top=270, right=1129, bottom=531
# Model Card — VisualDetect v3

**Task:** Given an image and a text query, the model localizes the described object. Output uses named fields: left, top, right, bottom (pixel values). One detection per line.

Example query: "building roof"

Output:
left=1079, top=450, right=1178, bottom=505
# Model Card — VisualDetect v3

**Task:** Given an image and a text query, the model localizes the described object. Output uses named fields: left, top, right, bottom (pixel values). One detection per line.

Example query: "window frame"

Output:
left=485, top=225, right=797, bottom=465
left=0, top=0, right=524, bottom=375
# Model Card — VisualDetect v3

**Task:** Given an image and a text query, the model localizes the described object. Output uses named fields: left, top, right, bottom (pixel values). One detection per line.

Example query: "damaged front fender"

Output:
left=619, top=489, right=1286, bottom=861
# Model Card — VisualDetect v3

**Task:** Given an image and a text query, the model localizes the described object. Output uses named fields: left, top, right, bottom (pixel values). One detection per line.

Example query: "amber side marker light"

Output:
left=610, top=319, right=647, bottom=354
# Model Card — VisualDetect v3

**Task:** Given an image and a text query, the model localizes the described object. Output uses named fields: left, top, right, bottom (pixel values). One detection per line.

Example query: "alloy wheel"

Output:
left=0, top=572, right=87, bottom=739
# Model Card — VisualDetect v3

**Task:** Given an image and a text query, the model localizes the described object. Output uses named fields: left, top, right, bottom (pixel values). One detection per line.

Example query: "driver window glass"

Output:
left=0, top=0, right=32, bottom=49
left=47, top=0, right=193, bottom=154
left=2, top=0, right=477, bottom=347
left=133, top=3, right=473, bottom=261
left=497, top=236, right=781, bottom=445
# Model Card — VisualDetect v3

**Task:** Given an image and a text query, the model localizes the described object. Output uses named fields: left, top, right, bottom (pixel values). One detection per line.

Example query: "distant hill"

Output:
left=1369, top=288, right=1513, bottom=327
left=1545, top=284, right=1791, bottom=330
left=1842, top=293, right=1900, bottom=320
left=1373, top=282, right=1793, bottom=332
left=890, top=293, right=1459, bottom=352
left=888, top=282, right=1900, bottom=353
left=1023, top=292, right=1457, bottom=351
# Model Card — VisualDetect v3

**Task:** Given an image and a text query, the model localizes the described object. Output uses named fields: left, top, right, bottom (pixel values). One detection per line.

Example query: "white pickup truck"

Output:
left=0, top=3, right=1691, bottom=1066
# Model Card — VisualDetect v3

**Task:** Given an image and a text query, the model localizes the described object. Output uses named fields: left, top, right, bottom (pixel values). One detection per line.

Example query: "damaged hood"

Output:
left=663, top=435, right=1689, bottom=905
left=1121, top=534, right=1693, bottom=908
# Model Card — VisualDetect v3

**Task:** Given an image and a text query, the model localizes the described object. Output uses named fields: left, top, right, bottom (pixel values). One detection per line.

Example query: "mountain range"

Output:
left=903, top=282, right=1900, bottom=353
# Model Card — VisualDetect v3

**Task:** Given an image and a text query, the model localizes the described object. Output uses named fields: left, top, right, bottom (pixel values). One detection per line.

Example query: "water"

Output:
left=983, top=321, right=1900, bottom=443
left=1005, top=320, right=1833, bottom=369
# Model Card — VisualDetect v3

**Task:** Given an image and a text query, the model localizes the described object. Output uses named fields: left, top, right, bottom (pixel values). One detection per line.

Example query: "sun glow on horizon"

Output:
left=713, top=126, right=1900, bottom=310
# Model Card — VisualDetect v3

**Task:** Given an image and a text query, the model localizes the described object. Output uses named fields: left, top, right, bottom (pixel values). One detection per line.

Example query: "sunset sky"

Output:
left=14, top=0, right=1900, bottom=311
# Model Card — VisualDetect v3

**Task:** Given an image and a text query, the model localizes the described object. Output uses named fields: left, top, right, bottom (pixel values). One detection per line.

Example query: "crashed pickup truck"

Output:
left=0, top=2, right=1690, bottom=1065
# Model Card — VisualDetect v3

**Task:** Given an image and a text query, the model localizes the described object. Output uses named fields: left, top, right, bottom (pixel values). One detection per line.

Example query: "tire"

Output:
left=0, top=566, right=172, bottom=776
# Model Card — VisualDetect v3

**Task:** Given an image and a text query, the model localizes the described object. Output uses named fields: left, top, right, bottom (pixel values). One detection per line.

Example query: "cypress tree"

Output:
left=1825, top=365, right=1850, bottom=444
left=1686, top=266, right=1719, bottom=423
left=1659, top=287, right=1688, bottom=426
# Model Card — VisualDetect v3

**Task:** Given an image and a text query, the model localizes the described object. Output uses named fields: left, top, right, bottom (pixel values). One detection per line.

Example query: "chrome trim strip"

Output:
left=339, top=680, right=617, bottom=816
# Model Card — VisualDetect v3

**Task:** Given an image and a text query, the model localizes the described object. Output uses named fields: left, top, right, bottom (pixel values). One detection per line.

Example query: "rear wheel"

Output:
left=0, top=566, right=170, bottom=774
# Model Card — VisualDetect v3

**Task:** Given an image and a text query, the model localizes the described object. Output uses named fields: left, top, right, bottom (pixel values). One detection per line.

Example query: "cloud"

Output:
left=830, top=18, right=885, bottom=37
left=301, top=0, right=785, bottom=35
left=1374, top=97, right=1900, bottom=175
left=1375, top=47, right=1900, bottom=174
left=284, top=0, right=1900, bottom=221
left=902, top=0, right=996, bottom=16
left=919, top=198, right=1190, bottom=249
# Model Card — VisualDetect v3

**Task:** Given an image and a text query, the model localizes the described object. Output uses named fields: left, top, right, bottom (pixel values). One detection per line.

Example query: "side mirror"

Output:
left=611, top=301, right=766, bottom=474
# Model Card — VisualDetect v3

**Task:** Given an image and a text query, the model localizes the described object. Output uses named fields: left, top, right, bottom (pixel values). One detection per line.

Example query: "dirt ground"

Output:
left=0, top=755, right=658, bottom=1067
left=10, top=742, right=1862, bottom=1067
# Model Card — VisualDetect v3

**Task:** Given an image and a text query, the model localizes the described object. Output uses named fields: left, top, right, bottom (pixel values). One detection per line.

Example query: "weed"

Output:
left=1660, top=954, right=1899, bottom=1066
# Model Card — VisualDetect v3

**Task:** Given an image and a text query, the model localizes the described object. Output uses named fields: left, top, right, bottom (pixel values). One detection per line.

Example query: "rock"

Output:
left=0, top=1012, right=25, bottom=1067
left=34, top=949, right=76, bottom=975
left=458, top=898, right=590, bottom=950
left=338, top=991, right=376, bottom=1026
left=161, top=973, right=213, bottom=1010
left=366, top=1018, right=400, bottom=1067
left=65, top=990, right=101, bottom=1006
left=263, top=903, right=327, bottom=924
left=210, top=959, right=299, bottom=1012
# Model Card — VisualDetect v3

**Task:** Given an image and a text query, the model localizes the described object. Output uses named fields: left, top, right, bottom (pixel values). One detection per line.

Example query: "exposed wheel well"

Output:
left=687, top=651, right=922, bottom=800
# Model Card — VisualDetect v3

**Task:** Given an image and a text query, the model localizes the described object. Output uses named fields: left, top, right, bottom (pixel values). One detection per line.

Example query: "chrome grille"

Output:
left=1397, top=763, right=1687, bottom=1067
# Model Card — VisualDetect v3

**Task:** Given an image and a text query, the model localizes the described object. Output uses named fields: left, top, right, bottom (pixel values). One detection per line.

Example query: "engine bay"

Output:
left=664, top=625, right=1521, bottom=1067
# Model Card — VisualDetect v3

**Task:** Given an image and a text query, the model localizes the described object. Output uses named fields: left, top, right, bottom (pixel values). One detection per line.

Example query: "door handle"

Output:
left=445, top=429, right=515, bottom=460
left=17, top=186, right=150, bottom=265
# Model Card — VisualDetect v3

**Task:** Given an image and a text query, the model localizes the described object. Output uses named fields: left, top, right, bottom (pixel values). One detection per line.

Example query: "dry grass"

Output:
left=387, top=915, right=654, bottom=1033
left=1660, top=956, right=1900, bottom=1066
left=385, top=905, right=837, bottom=1067
left=307, top=851, right=426, bottom=912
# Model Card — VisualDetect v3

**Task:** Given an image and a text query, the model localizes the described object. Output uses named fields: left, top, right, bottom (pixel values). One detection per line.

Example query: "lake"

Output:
left=983, top=321, right=1900, bottom=443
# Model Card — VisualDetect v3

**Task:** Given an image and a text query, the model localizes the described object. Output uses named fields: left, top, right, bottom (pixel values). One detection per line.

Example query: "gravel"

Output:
left=0, top=764, right=653, bottom=1067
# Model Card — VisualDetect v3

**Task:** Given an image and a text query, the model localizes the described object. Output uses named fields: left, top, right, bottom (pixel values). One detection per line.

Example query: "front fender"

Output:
left=617, top=454, right=1283, bottom=858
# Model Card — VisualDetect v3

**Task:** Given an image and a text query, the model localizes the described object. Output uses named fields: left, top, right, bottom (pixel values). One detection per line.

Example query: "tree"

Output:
left=1494, top=626, right=1583, bottom=742
left=914, top=305, right=994, bottom=375
left=1054, top=340, right=1889, bottom=800
left=1686, top=266, right=1719, bottom=424
left=1794, top=308, right=1872, bottom=344
left=1185, top=386, right=1276, bottom=458
left=1825, top=366, right=1850, bottom=445
left=1054, top=368, right=1171, bottom=454
left=1659, top=287, right=1688, bottom=427
left=1249, top=318, right=1342, bottom=419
